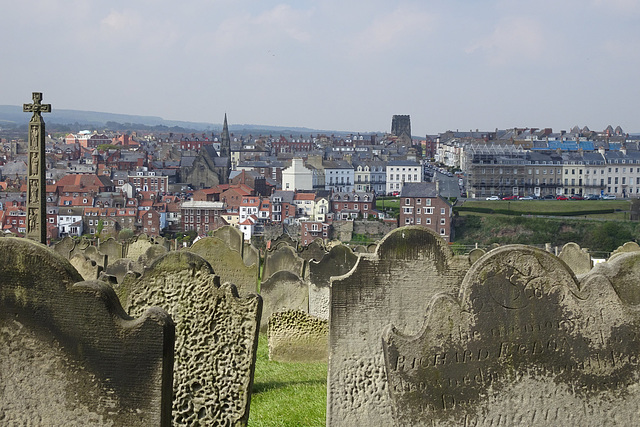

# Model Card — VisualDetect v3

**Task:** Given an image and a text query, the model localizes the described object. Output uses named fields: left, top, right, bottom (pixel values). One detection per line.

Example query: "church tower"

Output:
left=219, top=113, right=231, bottom=158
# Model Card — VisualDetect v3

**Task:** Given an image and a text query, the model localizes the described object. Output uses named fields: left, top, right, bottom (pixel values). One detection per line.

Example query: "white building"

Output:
left=324, top=160, right=354, bottom=193
left=281, top=158, right=315, bottom=191
left=386, top=160, right=423, bottom=195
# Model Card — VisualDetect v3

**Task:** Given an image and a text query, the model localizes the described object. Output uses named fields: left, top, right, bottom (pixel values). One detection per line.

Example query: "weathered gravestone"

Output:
left=84, top=245, right=108, bottom=270
left=259, top=270, right=308, bottom=332
left=558, top=242, right=593, bottom=275
left=52, top=235, right=76, bottom=259
left=262, top=244, right=305, bottom=282
left=122, top=251, right=262, bottom=426
left=69, top=253, right=103, bottom=280
left=125, top=234, right=155, bottom=261
left=103, top=257, right=143, bottom=284
left=308, top=244, right=358, bottom=320
left=99, top=237, right=124, bottom=265
left=468, top=248, right=485, bottom=264
left=609, top=241, right=640, bottom=260
left=210, top=225, right=243, bottom=253
left=190, top=236, right=259, bottom=296
left=0, top=237, right=174, bottom=426
left=327, top=226, right=471, bottom=426
left=382, top=244, right=640, bottom=426
left=589, top=250, right=640, bottom=305
left=298, top=238, right=327, bottom=262
left=267, top=310, right=328, bottom=362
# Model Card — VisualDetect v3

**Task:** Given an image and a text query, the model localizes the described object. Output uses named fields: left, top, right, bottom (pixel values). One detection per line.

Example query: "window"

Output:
left=416, top=217, right=421, bottom=224
left=440, top=228, right=446, bottom=235
left=441, top=208, right=445, bottom=215
left=417, top=199, right=421, bottom=204
left=440, top=218, right=446, bottom=225
left=405, top=198, right=410, bottom=205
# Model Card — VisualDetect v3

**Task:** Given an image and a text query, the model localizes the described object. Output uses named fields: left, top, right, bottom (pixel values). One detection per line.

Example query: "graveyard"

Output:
left=3, top=223, right=640, bottom=426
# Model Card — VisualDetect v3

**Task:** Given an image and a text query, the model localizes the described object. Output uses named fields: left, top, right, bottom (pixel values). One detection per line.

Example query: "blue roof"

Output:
left=531, top=141, right=595, bottom=151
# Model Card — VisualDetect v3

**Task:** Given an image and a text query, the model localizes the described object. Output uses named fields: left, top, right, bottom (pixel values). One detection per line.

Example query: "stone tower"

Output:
left=220, top=113, right=231, bottom=159
left=391, top=115, right=411, bottom=141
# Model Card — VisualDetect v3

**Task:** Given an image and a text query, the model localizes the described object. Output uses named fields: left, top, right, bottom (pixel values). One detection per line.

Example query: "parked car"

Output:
left=502, top=195, right=519, bottom=200
left=602, top=194, right=616, bottom=200
left=556, top=195, right=568, bottom=200
left=519, top=196, right=534, bottom=200
left=486, top=195, right=500, bottom=201
left=543, top=194, right=556, bottom=199
left=585, top=194, right=600, bottom=200
left=570, top=194, right=584, bottom=200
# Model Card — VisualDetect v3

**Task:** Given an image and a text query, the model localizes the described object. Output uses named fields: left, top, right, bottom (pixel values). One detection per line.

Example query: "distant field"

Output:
left=459, top=199, right=631, bottom=220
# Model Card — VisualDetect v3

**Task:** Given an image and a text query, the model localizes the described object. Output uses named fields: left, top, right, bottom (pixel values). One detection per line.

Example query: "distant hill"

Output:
left=0, top=105, right=357, bottom=136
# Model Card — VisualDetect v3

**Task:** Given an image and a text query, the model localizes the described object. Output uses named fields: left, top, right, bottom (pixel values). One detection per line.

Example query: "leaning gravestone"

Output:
left=190, top=236, right=259, bottom=296
left=558, top=242, right=593, bottom=275
left=327, top=226, right=471, bottom=427
left=122, top=251, right=262, bottom=426
left=267, top=310, right=328, bottom=362
left=308, top=244, right=358, bottom=320
left=262, top=245, right=305, bottom=282
left=259, top=270, right=308, bottom=331
left=0, top=237, right=174, bottom=426
left=382, top=244, right=640, bottom=426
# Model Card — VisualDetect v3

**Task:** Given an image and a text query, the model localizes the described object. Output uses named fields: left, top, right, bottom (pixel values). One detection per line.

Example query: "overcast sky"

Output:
left=3, top=0, right=639, bottom=136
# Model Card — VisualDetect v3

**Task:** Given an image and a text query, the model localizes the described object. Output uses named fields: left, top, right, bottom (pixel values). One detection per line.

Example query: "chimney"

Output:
left=436, top=180, right=440, bottom=194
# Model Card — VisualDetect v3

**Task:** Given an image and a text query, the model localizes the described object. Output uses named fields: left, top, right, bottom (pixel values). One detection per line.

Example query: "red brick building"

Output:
left=181, top=200, right=226, bottom=234
left=330, top=191, right=375, bottom=220
left=399, top=182, right=453, bottom=241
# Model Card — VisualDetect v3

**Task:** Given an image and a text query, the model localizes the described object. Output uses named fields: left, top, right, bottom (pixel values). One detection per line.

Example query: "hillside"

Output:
left=453, top=200, right=640, bottom=256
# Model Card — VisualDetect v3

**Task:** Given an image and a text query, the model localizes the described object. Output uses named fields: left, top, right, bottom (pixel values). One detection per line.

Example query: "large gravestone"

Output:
left=267, top=310, right=328, bottom=362
left=382, top=245, right=640, bottom=426
left=259, top=270, right=308, bottom=332
left=308, top=244, right=358, bottom=320
left=122, top=251, right=262, bottom=426
left=0, top=238, right=174, bottom=426
left=262, top=244, right=305, bottom=282
left=52, top=235, right=76, bottom=259
left=327, top=226, right=471, bottom=426
left=190, top=236, right=259, bottom=296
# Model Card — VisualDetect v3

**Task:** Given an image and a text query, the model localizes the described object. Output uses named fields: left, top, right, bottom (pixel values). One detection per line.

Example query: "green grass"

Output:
left=249, top=335, right=327, bottom=427
left=458, top=199, right=631, bottom=220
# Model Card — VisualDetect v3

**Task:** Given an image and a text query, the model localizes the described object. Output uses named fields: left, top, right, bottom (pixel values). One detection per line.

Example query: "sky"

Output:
left=2, top=0, right=640, bottom=136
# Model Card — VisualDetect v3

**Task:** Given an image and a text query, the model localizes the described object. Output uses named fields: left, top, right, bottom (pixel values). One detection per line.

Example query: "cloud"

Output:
left=349, top=5, right=437, bottom=56
left=466, top=17, right=546, bottom=66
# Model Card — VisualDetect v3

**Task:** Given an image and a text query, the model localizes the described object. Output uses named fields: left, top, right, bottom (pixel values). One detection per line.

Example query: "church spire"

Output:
left=220, top=113, right=230, bottom=158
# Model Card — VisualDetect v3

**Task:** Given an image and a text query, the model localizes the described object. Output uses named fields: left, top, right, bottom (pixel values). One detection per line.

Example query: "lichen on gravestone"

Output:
left=122, top=251, right=262, bottom=426
left=267, top=310, right=328, bottom=362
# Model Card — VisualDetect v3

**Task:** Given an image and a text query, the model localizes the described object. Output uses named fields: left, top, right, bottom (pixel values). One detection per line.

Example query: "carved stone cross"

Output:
left=23, top=92, right=51, bottom=244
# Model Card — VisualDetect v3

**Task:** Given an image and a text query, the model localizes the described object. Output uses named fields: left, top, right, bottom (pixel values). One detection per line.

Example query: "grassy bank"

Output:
left=249, top=335, right=327, bottom=426
left=458, top=199, right=631, bottom=220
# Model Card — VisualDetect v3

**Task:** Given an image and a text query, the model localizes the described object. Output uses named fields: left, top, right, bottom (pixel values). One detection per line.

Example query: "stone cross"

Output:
left=23, top=92, right=50, bottom=243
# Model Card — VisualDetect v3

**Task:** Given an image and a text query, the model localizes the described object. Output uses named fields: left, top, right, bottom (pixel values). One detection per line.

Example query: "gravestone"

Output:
left=99, top=237, right=124, bottom=265
left=52, top=235, right=76, bottom=259
left=269, top=233, right=297, bottom=251
left=103, top=257, right=143, bottom=284
left=190, top=236, right=259, bottom=296
left=84, top=245, right=108, bottom=269
left=137, top=244, right=168, bottom=268
left=267, top=310, right=328, bottom=362
left=259, top=270, right=308, bottom=332
left=382, top=244, right=640, bottom=426
left=327, top=226, right=471, bottom=426
left=122, top=251, right=262, bottom=426
left=308, top=244, right=358, bottom=320
left=24, top=92, right=50, bottom=243
left=558, top=242, right=593, bottom=275
left=298, top=238, right=327, bottom=262
left=0, top=237, right=174, bottom=426
left=609, top=241, right=640, bottom=260
left=468, top=248, right=485, bottom=264
left=589, top=250, right=640, bottom=305
left=69, top=253, right=103, bottom=280
left=210, top=225, right=243, bottom=253
left=262, top=245, right=305, bottom=282
left=69, top=238, right=92, bottom=260
left=242, top=243, right=260, bottom=268
left=125, top=234, right=155, bottom=261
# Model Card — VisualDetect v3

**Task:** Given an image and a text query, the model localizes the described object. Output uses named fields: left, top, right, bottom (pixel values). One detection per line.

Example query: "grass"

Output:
left=248, top=334, right=327, bottom=427
left=458, top=199, right=631, bottom=220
